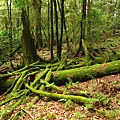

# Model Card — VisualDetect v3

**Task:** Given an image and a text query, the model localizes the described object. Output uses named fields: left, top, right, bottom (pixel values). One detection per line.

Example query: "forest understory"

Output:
left=0, top=37, right=120, bottom=120
left=1, top=0, right=120, bottom=119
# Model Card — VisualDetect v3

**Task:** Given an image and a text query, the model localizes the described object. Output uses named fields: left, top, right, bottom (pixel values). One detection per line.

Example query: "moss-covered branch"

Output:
left=31, top=67, right=49, bottom=87
left=25, top=84, right=97, bottom=104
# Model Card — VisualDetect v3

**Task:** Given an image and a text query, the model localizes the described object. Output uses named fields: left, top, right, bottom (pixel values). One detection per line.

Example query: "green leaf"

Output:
left=45, top=113, right=56, bottom=119
left=85, top=103, right=93, bottom=109
left=116, top=99, right=120, bottom=105
left=111, top=81, right=119, bottom=85
left=65, top=99, right=73, bottom=107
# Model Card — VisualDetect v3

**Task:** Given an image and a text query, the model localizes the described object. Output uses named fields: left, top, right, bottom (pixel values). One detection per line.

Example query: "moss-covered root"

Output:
left=31, top=68, right=49, bottom=87
left=40, top=79, right=60, bottom=91
left=82, top=39, right=89, bottom=60
left=44, top=69, right=52, bottom=82
left=10, top=91, right=41, bottom=120
left=25, top=84, right=97, bottom=104
left=12, top=70, right=28, bottom=92
left=2, top=98, right=23, bottom=120
left=41, top=69, right=60, bottom=91
left=0, top=61, right=40, bottom=80
left=0, top=90, right=29, bottom=106
left=25, top=69, right=53, bottom=110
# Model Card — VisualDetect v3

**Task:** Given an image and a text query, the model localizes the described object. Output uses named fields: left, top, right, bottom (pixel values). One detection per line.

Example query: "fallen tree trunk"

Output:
left=52, top=60, right=120, bottom=85
left=1, top=60, right=120, bottom=91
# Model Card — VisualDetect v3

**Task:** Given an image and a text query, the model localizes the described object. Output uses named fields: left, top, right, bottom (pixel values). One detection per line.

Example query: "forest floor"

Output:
left=1, top=73, right=119, bottom=120
left=0, top=37, right=120, bottom=120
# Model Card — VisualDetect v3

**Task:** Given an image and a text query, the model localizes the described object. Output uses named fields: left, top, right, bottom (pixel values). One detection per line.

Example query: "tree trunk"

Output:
left=58, top=0, right=64, bottom=60
left=52, top=60, right=120, bottom=85
left=87, top=0, right=92, bottom=40
left=53, top=0, right=59, bottom=60
left=7, top=0, right=12, bottom=53
left=21, top=9, right=39, bottom=65
left=47, top=0, right=50, bottom=49
left=50, top=0, right=54, bottom=59
left=1, top=60, right=120, bottom=90
left=33, top=0, right=43, bottom=49
left=75, top=0, right=87, bottom=56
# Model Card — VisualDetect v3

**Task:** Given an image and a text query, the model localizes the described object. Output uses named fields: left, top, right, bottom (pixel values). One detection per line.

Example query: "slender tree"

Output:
left=47, top=0, right=50, bottom=49
left=33, top=0, right=43, bottom=49
left=87, top=0, right=92, bottom=40
left=75, top=0, right=87, bottom=57
left=50, top=0, right=54, bottom=59
left=53, top=0, right=59, bottom=59
left=58, top=0, right=64, bottom=60
left=57, top=0, right=69, bottom=51
left=7, top=0, right=12, bottom=53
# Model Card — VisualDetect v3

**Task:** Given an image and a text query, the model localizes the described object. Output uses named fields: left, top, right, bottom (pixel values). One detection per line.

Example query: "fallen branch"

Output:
left=25, top=84, right=97, bottom=104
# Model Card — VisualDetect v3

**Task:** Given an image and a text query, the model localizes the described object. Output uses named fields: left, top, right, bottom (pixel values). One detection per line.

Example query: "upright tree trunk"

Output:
left=33, top=0, right=43, bottom=49
left=87, top=0, right=92, bottom=40
left=58, top=0, right=64, bottom=60
left=57, top=0, right=69, bottom=51
left=53, top=0, right=59, bottom=60
left=75, top=0, right=87, bottom=57
left=7, top=0, right=12, bottom=53
left=47, top=0, right=50, bottom=49
left=50, top=0, right=54, bottom=59
left=63, top=14, right=69, bottom=52
left=21, top=9, right=39, bottom=65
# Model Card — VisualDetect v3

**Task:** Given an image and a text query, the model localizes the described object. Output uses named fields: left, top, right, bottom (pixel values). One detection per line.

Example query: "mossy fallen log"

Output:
left=52, top=60, right=120, bottom=85
left=2, top=97, right=23, bottom=120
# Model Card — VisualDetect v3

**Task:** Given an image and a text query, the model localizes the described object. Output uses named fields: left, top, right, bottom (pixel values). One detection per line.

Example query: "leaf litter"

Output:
left=0, top=73, right=119, bottom=120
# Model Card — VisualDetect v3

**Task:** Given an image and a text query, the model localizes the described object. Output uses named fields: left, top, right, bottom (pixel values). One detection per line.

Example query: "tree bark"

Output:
left=21, top=9, right=39, bottom=65
left=75, top=0, right=87, bottom=56
left=50, top=0, right=54, bottom=59
left=33, top=0, right=43, bottom=49
left=58, top=0, right=64, bottom=60
left=53, top=0, right=59, bottom=60
left=52, top=60, right=120, bottom=85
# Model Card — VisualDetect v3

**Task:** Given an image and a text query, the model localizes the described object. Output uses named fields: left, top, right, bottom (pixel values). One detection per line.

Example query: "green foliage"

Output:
left=0, top=29, right=10, bottom=63
left=99, top=109, right=120, bottom=119
left=116, top=99, right=120, bottom=105
left=13, top=0, right=31, bottom=8
left=64, top=99, right=73, bottom=108
left=45, top=113, right=56, bottom=119
left=66, top=78, right=73, bottom=89
left=73, top=111, right=86, bottom=119
left=0, top=29, right=9, bottom=39
left=88, top=8, right=109, bottom=40
left=0, top=27, right=21, bottom=65
left=111, top=80, right=119, bottom=85
left=95, top=92, right=111, bottom=105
